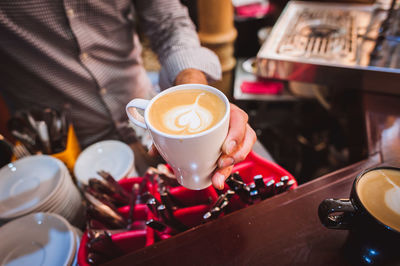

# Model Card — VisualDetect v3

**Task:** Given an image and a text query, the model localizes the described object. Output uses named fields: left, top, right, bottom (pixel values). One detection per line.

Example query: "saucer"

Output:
left=74, top=140, right=135, bottom=185
left=0, top=213, right=76, bottom=266
left=0, top=156, right=63, bottom=219
left=0, top=155, right=84, bottom=226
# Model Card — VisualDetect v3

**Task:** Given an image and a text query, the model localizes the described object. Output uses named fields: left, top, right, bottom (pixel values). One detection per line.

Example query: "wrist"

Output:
left=174, top=68, right=207, bottom=85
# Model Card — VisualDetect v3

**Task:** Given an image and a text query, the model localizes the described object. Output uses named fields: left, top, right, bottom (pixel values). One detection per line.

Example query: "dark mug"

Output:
left=318, top=166, right=400, bottom=266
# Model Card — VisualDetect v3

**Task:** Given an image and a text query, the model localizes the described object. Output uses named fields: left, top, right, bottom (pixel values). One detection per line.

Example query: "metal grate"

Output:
left=277, top=8, right=358, bottom=63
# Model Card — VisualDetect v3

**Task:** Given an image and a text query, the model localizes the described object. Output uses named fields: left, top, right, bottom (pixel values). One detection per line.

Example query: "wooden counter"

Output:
left=106, top=91, right=400, bottom=266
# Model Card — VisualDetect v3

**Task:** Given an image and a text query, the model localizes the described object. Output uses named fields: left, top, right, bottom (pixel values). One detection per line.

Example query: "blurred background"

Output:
left=139, top=0, right=377, bottom=185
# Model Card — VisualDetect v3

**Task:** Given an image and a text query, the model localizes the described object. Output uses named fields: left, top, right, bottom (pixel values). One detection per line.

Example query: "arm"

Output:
left=134, top=0, right=221, bottom=89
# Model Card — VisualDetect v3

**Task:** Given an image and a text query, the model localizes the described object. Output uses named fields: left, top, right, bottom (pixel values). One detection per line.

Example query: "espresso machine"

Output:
left=256, top=0, right=400, bottom=94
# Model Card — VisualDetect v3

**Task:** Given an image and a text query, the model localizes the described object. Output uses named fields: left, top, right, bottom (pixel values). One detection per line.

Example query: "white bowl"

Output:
left=73, top=140, right=135, bottom=185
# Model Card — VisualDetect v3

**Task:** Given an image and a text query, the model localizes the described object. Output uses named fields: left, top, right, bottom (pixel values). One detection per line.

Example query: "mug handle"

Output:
left=318, top=199, right=355, bottom=230
left=126, top=99, right=150, bottom=129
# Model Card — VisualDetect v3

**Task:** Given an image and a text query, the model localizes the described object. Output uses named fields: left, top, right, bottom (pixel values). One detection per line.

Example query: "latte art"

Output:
left=148, top=89, right=226, bottom=136
left=163, top=93, right=213, bottom=134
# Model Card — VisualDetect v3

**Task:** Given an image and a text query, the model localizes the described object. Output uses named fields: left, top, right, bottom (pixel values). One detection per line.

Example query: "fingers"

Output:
left=212, top=165, right=233, bottom=190
left=230, top=124, right=257, bottom=164
left=218, top=154, right=234, bottom=169
left=218, top=124, right=257, bottom=169
left=222, top=104, right=248, bottom=155
left=212, top=114, right=257, bottom=190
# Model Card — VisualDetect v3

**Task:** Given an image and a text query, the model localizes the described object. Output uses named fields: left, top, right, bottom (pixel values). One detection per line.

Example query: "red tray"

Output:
left=77, top=151, right=297, bottom=265
left=225, top=150, right=297, bottom=212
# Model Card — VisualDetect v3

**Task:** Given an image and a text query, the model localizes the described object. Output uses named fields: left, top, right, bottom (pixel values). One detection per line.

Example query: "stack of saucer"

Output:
left=0, top=212, right=81, bottom=266
left=0, top=155, right=84, bottom=226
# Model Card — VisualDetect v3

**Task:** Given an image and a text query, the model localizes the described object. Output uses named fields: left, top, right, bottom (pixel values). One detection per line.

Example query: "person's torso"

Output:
left=0, top=0, right=153, bottom=146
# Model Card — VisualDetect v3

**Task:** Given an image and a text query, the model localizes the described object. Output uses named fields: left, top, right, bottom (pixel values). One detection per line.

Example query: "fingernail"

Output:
left=219, top=157, right=234, bottom=168
left=226, top=140, right=237, bottom=155
left=215, top=173, right=225, bottom=190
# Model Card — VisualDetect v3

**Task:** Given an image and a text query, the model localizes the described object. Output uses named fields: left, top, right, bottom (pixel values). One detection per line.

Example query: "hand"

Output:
left=152, top=69, right=257, bottom=190
left=212, top=104, right=257, bottom=190
left=175, top=69, right=257, bottom=190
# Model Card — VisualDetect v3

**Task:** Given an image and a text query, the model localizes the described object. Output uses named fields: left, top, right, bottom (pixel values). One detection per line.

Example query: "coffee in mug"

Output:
left=126, top=84, right=230, bottom=190
left=357, top=168, right=400, bottom=233
left=318, top=166, right=400, bottom=265
left=148, top=89, right=226, bottom=136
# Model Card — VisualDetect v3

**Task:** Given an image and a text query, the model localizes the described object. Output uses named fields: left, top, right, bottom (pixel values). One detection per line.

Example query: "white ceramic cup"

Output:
left=126, top=84, right=230, bottom=190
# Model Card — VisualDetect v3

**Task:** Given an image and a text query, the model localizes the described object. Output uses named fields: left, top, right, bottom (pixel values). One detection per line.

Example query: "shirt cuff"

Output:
left=158, top=47, right=222, bottom=90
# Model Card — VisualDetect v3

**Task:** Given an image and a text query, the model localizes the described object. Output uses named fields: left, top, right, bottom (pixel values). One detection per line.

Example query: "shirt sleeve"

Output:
left=134, top=0, right=222, bottom=89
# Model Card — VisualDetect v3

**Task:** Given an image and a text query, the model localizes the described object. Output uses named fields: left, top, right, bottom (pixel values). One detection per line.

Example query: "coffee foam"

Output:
left=162, top=93, right=213, bottom=134
left=358, top=169, right=400, bottom=232
left=379, top=170, right=400, bottom=216
left=149, top=89, right=225, bottom=136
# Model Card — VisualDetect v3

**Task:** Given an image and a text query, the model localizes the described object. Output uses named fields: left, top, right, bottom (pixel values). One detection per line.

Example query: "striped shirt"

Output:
left=0, top=0, right=221, bottom=147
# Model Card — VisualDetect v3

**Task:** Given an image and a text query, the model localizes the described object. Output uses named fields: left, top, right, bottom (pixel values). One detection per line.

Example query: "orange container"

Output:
left=51, top=124, right=81, bottom=172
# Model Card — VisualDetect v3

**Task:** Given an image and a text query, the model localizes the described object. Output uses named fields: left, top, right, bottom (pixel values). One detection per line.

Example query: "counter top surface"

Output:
left=106, top=92, right=400, bottom=266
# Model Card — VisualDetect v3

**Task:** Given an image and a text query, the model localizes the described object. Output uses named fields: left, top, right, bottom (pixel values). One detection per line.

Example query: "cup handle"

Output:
left=126, top=99, right=150, bottom=129
left=318, top=198, right=355, bottom=230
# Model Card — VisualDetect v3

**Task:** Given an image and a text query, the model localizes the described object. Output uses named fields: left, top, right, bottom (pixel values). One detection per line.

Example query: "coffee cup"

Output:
left=126, top=84, right=230, bottom=190
left=318, top=166, right=400, bottom=265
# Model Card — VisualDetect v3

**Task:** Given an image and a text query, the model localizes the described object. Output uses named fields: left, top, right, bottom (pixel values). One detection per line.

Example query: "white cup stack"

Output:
left=0, top=155, right=84, bottom=227
left=0, top=212, right=81, bottom=266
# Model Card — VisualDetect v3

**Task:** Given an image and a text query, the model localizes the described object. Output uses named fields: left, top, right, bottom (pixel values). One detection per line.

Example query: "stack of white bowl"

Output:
left=0, top=212, right=81, bottom=266
left=0, top=155, right=84, bottom=227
